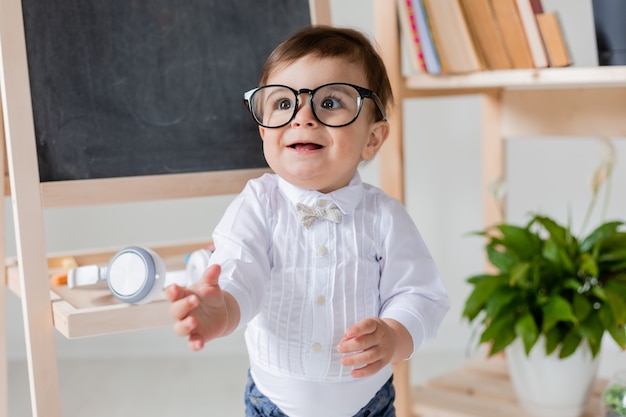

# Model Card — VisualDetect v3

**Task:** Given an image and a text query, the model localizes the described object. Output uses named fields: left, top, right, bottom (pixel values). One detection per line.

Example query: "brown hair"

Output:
left=259, top=25, right=393, bottom=120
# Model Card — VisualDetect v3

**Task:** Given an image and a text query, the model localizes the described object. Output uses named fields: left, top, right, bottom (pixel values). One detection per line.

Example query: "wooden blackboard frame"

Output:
left=0, top=1, right=331, bottom=416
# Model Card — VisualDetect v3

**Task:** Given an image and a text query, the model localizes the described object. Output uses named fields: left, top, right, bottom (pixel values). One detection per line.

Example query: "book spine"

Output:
left=414, top=0, right=442, bottom=74
left=405, top=0, right=427, bottom=72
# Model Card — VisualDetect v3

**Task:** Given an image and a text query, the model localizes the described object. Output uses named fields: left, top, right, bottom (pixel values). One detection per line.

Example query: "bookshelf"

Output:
left=373, top=0, right=626, bottom=415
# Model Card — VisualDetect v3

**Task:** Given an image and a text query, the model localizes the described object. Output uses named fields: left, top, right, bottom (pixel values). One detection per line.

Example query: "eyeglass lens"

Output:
left=249, top=84, right=362, bottom=128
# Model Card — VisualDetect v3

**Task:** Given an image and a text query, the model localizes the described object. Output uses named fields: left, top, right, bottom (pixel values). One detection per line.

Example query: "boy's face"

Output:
left=258, top=55, right=389, bottom=193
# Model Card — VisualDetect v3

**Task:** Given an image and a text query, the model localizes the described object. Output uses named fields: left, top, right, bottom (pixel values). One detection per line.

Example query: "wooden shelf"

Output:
left=5, top=241, right=210, bottom=339
left=404, top=65, right=626, bottom=93
left=412, top=356, right=607, bottom=417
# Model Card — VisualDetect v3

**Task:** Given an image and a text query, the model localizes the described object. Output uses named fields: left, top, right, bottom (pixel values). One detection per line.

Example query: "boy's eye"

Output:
left=320, top=96, right=341, bottom=110
left=277, top=98, right=293, bottom=111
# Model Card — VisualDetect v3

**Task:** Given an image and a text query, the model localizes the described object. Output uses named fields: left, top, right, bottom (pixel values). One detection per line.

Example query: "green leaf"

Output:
left=514, top=312, right=539, bottom=354
left=542, top=238, right=574, bottom=274
left=599, top=248, right=626, bottom=263
left=480, top=312, right=516, bottom=355
left=545, top=326, right=564, bottom=355
left=532, top=215, right=570, bottom=246
left=462, top=275, right=506, bottom=321
left=559, top=330, right=582, bottom=359
left=542, top=296, right=577, bottom=332
left=573, top=293, right=592, bottom=322
left=579, top=315, right=604, bottom=357
left=580, top=221, right=623, bottom=252
left=578, top=253, right=599, bottom=278
left=497, top=224, right=541, bottom=260
left=486, top=246, right=516, bottom=273
left=599, top=304, right=626, bottom=349
left=509, top=262, right=531, bottom=286
left=485, top=288, right=519, bottom=318
left=605, top=285, right=626, bottom=326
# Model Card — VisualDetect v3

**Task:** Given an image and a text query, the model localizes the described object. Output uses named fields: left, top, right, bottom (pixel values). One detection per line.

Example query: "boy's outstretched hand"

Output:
left=337, top=317, right=413, bottom=378
left=166, top=264, right=239, bottom=351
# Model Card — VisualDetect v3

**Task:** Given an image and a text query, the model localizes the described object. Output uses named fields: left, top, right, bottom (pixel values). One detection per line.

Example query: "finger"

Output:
left=350, top=360, right=384, bottom=378
left=340, top=345, right=381, bottom=367
left=338, top=330, right=378, bottom=354
left=169, top=294, right=199, bottom=321
left=200, top=264, right=221, bottom=287
left=164, top=283, right=184, bottom=302
left=173, top=315, right=196, bottom=337
left=342, top=318, right=378, bottom=341
left=187, top=334, right=205, bottom=351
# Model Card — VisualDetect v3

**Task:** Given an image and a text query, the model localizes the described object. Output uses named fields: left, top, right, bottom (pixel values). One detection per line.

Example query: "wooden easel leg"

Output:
left=0, top=261, right=7, bottom=417
left=0, top=0, right=63, bottom=414
left=1, top=82, right=9, bottom=417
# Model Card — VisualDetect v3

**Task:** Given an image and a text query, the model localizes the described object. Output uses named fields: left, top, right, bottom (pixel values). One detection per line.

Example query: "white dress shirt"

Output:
left=209, top=172, right=450, bottom=417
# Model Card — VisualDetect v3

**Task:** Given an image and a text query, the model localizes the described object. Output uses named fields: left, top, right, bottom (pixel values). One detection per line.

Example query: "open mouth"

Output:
left=288, top=143, right=324, bottom=151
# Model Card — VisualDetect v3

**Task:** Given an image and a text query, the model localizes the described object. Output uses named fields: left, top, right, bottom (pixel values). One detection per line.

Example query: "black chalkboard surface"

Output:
left=21, top=0, right=311, bottom=182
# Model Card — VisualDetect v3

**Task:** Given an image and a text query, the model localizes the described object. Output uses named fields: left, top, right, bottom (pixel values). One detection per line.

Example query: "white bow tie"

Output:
left=296, top=203, right=342, bottom=228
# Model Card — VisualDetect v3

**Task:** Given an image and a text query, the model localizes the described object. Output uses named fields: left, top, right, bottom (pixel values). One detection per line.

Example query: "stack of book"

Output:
left=397, top=0, right=572, bottom=74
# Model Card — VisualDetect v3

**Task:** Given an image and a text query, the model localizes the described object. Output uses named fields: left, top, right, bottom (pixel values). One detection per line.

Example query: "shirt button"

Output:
left=312, top=343, right=322, bottom=352
left=317, top=199, right=327, bottom=207
left=317, top=246, right=328, bottom=256
left=316, top=295, right=326, bottom=305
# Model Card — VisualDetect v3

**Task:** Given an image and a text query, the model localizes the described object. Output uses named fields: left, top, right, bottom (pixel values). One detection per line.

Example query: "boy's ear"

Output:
left=362, top=120, right=390, bottom=161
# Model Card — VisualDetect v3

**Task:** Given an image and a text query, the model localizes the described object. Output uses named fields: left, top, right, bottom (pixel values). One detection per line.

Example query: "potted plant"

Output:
left=602, top=371, right=626, bottom=417
left=462, top=138, right=626, bottom=417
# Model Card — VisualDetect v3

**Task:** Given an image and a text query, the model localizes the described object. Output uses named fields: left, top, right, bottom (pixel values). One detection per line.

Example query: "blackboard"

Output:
left=21, top=0, right=311, bottom=182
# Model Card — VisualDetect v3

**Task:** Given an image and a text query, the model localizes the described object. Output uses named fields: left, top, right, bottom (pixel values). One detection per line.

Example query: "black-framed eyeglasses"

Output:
left=243, top=82, right=387, bottom=129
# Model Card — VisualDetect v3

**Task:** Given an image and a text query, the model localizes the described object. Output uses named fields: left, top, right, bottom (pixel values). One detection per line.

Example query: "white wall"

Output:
left=5, top=0, right=626, bottom=376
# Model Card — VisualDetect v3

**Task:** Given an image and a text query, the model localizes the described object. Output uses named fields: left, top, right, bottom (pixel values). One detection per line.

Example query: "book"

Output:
left=515, top=0, right=549, bottom=68
left=536, top=11, right=572, bottom=67
left=413, top=0, right=442, bottom=74
left=542, top=0, right=598, bottom=66
left=529, top=0, right=544, bottom=13
left=421, top=0, right=484, bottom=73
left=490, top=0, right=535, bottom=69
left=397, top=0, right=427, bottom=73
left=458, top=0, right=511, bottom=70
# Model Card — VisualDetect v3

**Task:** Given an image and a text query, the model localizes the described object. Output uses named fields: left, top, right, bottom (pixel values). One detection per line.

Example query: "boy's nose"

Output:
left=291, top=98, right=317, bottom=126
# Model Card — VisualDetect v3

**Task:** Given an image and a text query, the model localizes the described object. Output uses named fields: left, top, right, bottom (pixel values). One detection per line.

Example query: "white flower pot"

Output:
left=506, top=338, right=600, bottom=417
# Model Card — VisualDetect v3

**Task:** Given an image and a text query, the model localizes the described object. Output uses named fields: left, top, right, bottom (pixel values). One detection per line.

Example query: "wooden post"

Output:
left=374, top=0, right=406, bottom=204
left=480, top=91, right=504, bottom=230
left=0, top=86, right=8, bottom=417
left=0, top=0, right=62, bottom=415
left=309, top=0, right=331, bottom=25
left=373, top=1, right=411, bottom=417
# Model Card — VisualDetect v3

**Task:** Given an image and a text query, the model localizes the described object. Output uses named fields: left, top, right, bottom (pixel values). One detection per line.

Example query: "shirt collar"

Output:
left=278, top=173, right=365, bottom=215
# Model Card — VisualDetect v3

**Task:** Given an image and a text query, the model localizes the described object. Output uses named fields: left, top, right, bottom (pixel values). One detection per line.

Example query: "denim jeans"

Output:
left=244, top=371, right=396, bottom=417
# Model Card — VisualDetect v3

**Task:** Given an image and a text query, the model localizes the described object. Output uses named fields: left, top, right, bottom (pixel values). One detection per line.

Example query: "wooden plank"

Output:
left=405, top=66, right=626, bottom=92
left=414, top=357, right=606, bottom=417
left=413, top=386, right=534, bottom=417
left=51, top=298, right=173, bottom=339
left=427, top=370, right=516, bottom=403
left=6, top=241, right=210, bottom=338
left=40, top=168, right=269, bottom=208
left=501, top=87, right=626, bottom=138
